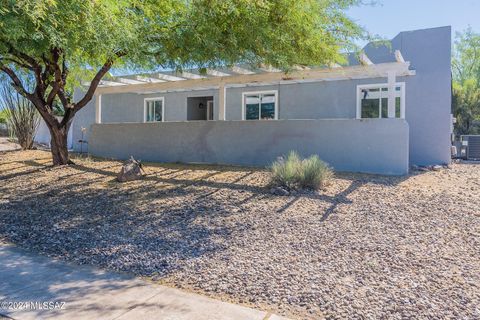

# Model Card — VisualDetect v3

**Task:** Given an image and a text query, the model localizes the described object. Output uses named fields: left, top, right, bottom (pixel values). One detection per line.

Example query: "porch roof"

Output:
left=89, top=50, right=416, bottom=95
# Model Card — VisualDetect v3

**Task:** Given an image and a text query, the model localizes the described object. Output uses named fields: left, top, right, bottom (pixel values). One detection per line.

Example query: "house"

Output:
left=67, top=26, right=452, bottom=175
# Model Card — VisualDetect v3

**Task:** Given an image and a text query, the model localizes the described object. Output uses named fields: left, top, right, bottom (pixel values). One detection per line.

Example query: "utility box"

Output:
left=460, top=135, right=480, bottom=160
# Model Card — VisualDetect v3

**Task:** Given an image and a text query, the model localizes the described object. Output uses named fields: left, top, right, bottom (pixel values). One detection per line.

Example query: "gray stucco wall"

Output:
left=361, top=26, right=452, bottom=166
left=100, top=89, right=218, bottom=123
left=224, top=77, right=406, bottom=120
left=89, top=119, right=409, bottom=175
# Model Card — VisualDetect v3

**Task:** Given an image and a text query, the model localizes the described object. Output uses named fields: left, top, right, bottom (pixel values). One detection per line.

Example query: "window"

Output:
left=242, top=91, right=278, bottom=120
left=144, top=97, right=164, bottom=122
left=356, top=83, right=405, bottom=119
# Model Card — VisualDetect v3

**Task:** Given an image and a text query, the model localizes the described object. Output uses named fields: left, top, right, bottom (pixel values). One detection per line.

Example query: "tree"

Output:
left=452, top=28, right=480, bottom=135
left=453, top=27, right=480, bottom=84
left=0, top=0, right=364, bottom=165
left=453, top=80, right=480, bottom=135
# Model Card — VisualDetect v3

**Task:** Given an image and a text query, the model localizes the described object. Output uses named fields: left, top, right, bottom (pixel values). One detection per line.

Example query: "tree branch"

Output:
left=45, top=48, right=65, bottom=107
left=73, top=59, right=115, bottom=112
left=0, top=63, right=31, bottom=97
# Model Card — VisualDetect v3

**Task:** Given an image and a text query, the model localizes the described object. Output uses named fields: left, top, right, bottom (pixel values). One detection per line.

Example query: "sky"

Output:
left=347, top=0, right=480, bottom=46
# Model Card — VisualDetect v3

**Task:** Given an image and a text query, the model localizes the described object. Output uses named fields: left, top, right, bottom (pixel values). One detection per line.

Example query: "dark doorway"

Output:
left=187, top=96, right=214, bottom=120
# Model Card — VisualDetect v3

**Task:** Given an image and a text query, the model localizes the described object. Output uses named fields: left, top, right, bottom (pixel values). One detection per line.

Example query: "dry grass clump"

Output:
left=270, top=151, right=333, bottom=190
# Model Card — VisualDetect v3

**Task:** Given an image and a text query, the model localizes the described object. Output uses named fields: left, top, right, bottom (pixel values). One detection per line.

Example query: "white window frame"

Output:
left=143, top=97, right=165, bottom=122
left=242, top=90, right=279, bottom=120
left=356, top=82, right=405, bottom=119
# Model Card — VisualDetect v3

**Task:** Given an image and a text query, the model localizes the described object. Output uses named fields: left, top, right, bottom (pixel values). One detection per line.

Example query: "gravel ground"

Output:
left=0, top=150, right=479, bottom=319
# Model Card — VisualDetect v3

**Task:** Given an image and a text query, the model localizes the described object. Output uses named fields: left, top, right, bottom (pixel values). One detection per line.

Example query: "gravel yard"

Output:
left=0, top=150, right=479, bottom=319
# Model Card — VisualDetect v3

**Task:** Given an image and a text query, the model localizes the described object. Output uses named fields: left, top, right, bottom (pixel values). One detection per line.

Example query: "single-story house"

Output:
left=63, top=26, right=452, bottom=175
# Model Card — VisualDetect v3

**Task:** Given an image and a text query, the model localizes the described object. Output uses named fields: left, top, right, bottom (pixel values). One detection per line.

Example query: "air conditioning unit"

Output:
left=461, top=135, right=480, bottom=160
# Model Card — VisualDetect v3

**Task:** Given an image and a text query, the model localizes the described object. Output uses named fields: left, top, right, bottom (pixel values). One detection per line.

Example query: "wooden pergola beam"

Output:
left=359, top=53, right=373, bottom=66
left=96, top=61, right=415, bottom=95
left=136, top=76, right=166, bottom=83
left=230, top=66, right=255, bottom=75
left=395, top=50, right=406, bottom=63
left=157, top=73, right=186, bottom=81
left=206, top=69, right=231, bottom=77
left=116, top=77, right=146, bottom=85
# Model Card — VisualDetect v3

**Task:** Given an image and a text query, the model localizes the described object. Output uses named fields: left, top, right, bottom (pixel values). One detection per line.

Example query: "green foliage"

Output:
left=0, top=0, right=365, bottom=89
left=453, top=28, right=480, bottom=135
left=0, top=0, right=366, bottom=164
left=270, top=151, right=333, bottom=190
left=0, top=109, right=8, bottom=124
left=453, top=80, right=480, bottom=135
left=453, top=27, right=480, bottom=84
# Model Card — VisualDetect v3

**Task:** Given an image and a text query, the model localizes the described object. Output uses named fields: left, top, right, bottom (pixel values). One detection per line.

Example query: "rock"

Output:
left=431, top=165, right=443, bottom=171
left=117, top=156, right=145, bottom=182
left=270, top=187, right=290, bottom=196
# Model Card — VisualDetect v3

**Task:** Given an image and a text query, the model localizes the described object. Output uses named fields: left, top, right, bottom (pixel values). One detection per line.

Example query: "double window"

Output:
left=242, top=91, right=278, bottom=120
left=356, top=83, right=405, bottom=119
left=144, top=97, right=164, bottom=122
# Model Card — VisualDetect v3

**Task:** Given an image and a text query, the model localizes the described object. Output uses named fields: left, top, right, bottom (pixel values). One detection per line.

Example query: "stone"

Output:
left=270, top=187, right=290, bottom=196
left=117, top=156, right=145, bottom=182
left=431, top=165, right=443, bottom=171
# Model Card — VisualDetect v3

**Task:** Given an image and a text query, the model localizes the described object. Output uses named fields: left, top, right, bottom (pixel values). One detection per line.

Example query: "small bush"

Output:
left=0, top=109, right=8, bottom=124
left=270, top=151, right=333, bottom=190
left=0, top=85, right=39, bottom=149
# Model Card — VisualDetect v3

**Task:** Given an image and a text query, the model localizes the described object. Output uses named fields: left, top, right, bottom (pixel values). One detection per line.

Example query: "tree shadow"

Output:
left=0, top=245, right=174, bottom=319
left=0, top=155, right=421, bottom=281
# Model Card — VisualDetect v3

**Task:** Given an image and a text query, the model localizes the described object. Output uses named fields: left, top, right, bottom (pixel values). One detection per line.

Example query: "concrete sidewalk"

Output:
left=0, top=244, right=288, bottom=320
left=0, top=138, right=19, bottom=153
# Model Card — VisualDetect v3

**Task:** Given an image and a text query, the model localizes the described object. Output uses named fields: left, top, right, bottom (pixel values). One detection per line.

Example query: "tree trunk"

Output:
left=49, top=125, right=72, bottom=165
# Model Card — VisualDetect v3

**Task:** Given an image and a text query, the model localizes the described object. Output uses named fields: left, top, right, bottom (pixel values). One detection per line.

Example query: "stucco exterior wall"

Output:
left=89, top=119, right=409, bottom=175
left=224, top=78, right=395, bottom=120
left=361, top=26, right=452, bottom=165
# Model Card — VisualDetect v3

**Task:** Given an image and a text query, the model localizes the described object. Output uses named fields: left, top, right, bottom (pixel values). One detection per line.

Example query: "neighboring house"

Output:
left=66, top=26, right=452, bottom=175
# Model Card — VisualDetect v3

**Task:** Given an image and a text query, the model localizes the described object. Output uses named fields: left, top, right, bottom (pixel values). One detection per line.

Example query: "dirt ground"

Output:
left=0, top=150, right=479, bottom=319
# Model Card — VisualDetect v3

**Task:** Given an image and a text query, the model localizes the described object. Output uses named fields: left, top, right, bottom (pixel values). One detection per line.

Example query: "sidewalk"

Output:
left=0, top=244, right=288, bottom=320
left=0, top=138, right=19, bottom=153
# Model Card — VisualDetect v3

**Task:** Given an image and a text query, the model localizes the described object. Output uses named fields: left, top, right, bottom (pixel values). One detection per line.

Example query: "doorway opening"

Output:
left=187, top=96, right=214, bottom=120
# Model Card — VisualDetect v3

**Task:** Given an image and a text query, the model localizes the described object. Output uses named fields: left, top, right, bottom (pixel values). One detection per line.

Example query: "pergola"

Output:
left=89, top=50, right=416, bottom=123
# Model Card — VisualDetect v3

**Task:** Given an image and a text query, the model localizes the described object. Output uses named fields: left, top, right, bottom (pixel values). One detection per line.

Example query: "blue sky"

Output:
left=347, top=0, right=480, bottom=45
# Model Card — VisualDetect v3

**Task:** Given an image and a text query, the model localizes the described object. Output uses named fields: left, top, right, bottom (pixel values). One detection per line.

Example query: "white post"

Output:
left=218, top=83, right=226, bottom=120
left=387, top=71, right=396, bottom=118
left=95, top=94, right=102, bottom=124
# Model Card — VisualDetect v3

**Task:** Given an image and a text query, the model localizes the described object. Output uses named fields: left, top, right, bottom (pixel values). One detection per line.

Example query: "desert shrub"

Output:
left=0, top=109, right=8, bottom=124
left=270, top=151, right=333, bottom=190
left=0, top=85, right=39, bottom=149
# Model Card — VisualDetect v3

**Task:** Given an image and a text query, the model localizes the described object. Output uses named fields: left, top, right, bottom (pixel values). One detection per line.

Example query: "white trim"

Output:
left=218, top=84, right=226, bottom=120
left=95, top=94, right=102, bottom=124
left=207, top=100, right=214, bottom=120
left=143, top=97, right=165, bottom=122
left=241, top=90, right=279, bottom=120
left=387, top=71, right=396, bottom=118
left=356, top=82, right=406, bottom=119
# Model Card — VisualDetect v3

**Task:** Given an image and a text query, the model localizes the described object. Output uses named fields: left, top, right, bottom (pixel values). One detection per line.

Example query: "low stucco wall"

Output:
left=89, top=119, right=409, bottom=175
